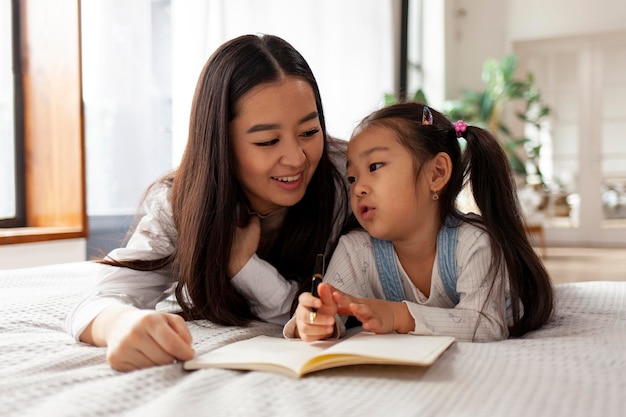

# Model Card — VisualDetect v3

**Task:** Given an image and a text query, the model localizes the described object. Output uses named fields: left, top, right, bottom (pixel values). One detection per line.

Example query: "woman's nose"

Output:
left=280, top=137, right=306, bottom=167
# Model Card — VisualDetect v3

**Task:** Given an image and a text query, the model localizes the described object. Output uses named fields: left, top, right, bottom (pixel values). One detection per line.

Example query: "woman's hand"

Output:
left=228, top=214, right=261, bottom=277
left=332, top=289, right=415, bottom=334
left=295, top=282, right=338, bottom=342
left=82, top=305, right=195, bottom=372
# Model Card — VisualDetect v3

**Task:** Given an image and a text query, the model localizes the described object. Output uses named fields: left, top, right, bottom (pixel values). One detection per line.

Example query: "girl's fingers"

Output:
left=332, top=290, right=360, bottom=315
left=316, top=282, right=335, bottom=305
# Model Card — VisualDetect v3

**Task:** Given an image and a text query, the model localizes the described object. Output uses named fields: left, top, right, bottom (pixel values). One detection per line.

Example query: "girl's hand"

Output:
left=332, top=289, right=415, bottom=334
left=85, top=305, right=195, bottom=372
left=228, top=214, right=261, bottom=277
left=295, top=282, right=337, bottom=342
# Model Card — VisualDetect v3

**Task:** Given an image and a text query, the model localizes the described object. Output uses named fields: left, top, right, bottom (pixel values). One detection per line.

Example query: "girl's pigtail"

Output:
left=463, top=127, right=554, bottom=336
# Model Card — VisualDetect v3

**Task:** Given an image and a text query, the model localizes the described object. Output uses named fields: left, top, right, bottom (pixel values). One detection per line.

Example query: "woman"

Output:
left=66, top=34, right=353, bottom=371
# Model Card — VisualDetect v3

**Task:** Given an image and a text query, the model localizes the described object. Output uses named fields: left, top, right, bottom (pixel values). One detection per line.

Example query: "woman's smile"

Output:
left=272, top=173, right=304, bottom=189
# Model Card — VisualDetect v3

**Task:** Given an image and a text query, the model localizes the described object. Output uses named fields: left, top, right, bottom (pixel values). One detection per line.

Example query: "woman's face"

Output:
left=230, top=76, right=324, bottom=215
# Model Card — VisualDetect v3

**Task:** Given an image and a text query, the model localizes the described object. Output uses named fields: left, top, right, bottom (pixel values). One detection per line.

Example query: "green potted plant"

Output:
left=443, top=55, right=551, bottom=187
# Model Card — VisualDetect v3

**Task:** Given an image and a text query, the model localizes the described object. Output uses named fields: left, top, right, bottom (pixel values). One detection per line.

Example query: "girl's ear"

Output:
left=429, top=152, right=452, bottom=192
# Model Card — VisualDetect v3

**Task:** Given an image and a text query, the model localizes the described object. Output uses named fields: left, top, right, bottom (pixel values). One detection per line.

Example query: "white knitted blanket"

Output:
left=1, top=261, right=624, bottom=417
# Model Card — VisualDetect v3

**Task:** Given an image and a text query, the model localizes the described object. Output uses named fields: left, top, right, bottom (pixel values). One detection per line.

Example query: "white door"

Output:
left=515, top=32, right=626, bottom=246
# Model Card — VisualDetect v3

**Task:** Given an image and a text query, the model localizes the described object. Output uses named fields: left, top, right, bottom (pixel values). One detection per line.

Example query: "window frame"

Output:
left=0, top=0, right=87, bottom=245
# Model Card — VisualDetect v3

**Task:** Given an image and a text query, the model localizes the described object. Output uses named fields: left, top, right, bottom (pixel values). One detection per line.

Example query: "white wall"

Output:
left=443, top=0, right=509, bottom=99
left=0, top=239, right=87, bottom=270
left=443, top=0, right=626, bottom=100
left=508, top=0, right=626, bottom=42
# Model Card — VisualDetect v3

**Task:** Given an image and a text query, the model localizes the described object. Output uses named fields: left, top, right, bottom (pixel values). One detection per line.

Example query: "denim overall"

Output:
left=372, top=217, right=461, bottom=304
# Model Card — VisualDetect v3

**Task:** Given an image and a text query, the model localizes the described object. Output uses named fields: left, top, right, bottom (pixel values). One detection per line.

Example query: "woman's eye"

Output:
left=369, top=163, right=383, bottom=172
left=255, top=138, right=279, bottom=147
left=347, top=176, right=356, bottom=184
left=301, top=128, right=320, bottom=138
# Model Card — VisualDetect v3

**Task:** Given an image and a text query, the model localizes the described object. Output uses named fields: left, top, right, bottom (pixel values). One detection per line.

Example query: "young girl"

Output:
left=66, top=34, right=353, bottom=371
left=288, top=102, right=554, bottom=342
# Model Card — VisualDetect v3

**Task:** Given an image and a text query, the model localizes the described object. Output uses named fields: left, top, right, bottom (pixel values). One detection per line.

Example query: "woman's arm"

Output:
left=79, top=303, right=194, bottom=372
left=231, top=254, right=300, bottom=325
left=66, top=182, right=178, bottom=341
left=65, top=182, right=196, bottom=371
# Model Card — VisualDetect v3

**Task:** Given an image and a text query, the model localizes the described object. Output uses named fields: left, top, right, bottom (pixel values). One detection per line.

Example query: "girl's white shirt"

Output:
left=283, top=222, right=510, bottom=342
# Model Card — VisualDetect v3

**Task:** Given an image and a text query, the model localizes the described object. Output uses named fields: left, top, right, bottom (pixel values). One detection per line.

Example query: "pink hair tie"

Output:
left=454, top=120, right=468, bottom=138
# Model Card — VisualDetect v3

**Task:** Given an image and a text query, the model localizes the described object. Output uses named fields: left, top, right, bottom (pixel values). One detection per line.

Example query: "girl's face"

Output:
left=230, top=77, right=324, bottom=215
left=347, top=125, right=435, bottom=242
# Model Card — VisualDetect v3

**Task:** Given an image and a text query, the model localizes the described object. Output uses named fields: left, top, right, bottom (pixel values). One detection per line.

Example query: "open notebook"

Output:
left=184, top=331, right=455, bottom=378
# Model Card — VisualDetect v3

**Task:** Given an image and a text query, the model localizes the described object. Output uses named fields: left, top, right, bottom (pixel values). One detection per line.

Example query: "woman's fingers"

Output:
left=152, top=314, right=195, bottom=360
left=106, top=311, right=194, bottom=371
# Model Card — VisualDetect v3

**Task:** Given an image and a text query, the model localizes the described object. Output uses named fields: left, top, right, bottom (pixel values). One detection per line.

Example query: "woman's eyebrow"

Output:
left=247, top=123, right=280, bottom=133
left=298, top=111, right=319, bottom=124
left=246, top=112, right=318, bottom=134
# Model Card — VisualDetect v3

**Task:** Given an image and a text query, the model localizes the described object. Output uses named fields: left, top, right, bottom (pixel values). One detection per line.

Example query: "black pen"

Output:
left=309, top=253, right=325, bottom=323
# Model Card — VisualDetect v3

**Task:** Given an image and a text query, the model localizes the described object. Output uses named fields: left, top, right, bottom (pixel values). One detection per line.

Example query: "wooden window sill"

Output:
left=0, top=227, right=86, bottom=245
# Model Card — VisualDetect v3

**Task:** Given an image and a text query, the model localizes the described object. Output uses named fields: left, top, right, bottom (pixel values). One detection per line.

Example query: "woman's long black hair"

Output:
left=103, top=34, right=351, bottom=326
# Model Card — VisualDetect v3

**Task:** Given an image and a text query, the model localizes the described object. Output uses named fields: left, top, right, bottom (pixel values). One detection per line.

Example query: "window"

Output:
left=0, top=0, right=86, bottom=245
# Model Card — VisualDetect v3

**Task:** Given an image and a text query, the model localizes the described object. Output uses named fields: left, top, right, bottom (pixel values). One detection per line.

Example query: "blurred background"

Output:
left=1, top=0, right=626, bottom=269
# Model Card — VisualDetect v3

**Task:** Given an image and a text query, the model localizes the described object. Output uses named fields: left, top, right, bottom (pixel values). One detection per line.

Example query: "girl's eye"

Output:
left=301, top=128, right=320, bottom=138
left=347, top=176, right=356, bottom=184
left=369, top=162, right=383, bottom=172
left=255, top=138, right=279, bottom=147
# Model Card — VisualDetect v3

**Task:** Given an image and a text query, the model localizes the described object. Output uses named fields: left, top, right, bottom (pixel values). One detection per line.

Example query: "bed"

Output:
left=1, top=261, right=624, bottom=417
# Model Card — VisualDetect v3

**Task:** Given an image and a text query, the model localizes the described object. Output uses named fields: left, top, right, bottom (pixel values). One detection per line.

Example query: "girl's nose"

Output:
left=352, top=179, right=368, bottom=197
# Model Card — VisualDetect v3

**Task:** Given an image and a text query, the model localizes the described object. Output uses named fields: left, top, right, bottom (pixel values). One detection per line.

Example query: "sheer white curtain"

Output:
left=170, top=0, right=395, bottom=165
left=82, top=0, right=395, bottom=217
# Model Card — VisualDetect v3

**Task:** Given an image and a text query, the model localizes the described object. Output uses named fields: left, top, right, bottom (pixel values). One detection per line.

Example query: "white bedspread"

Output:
left=0, top=261, right=624, bottom=417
